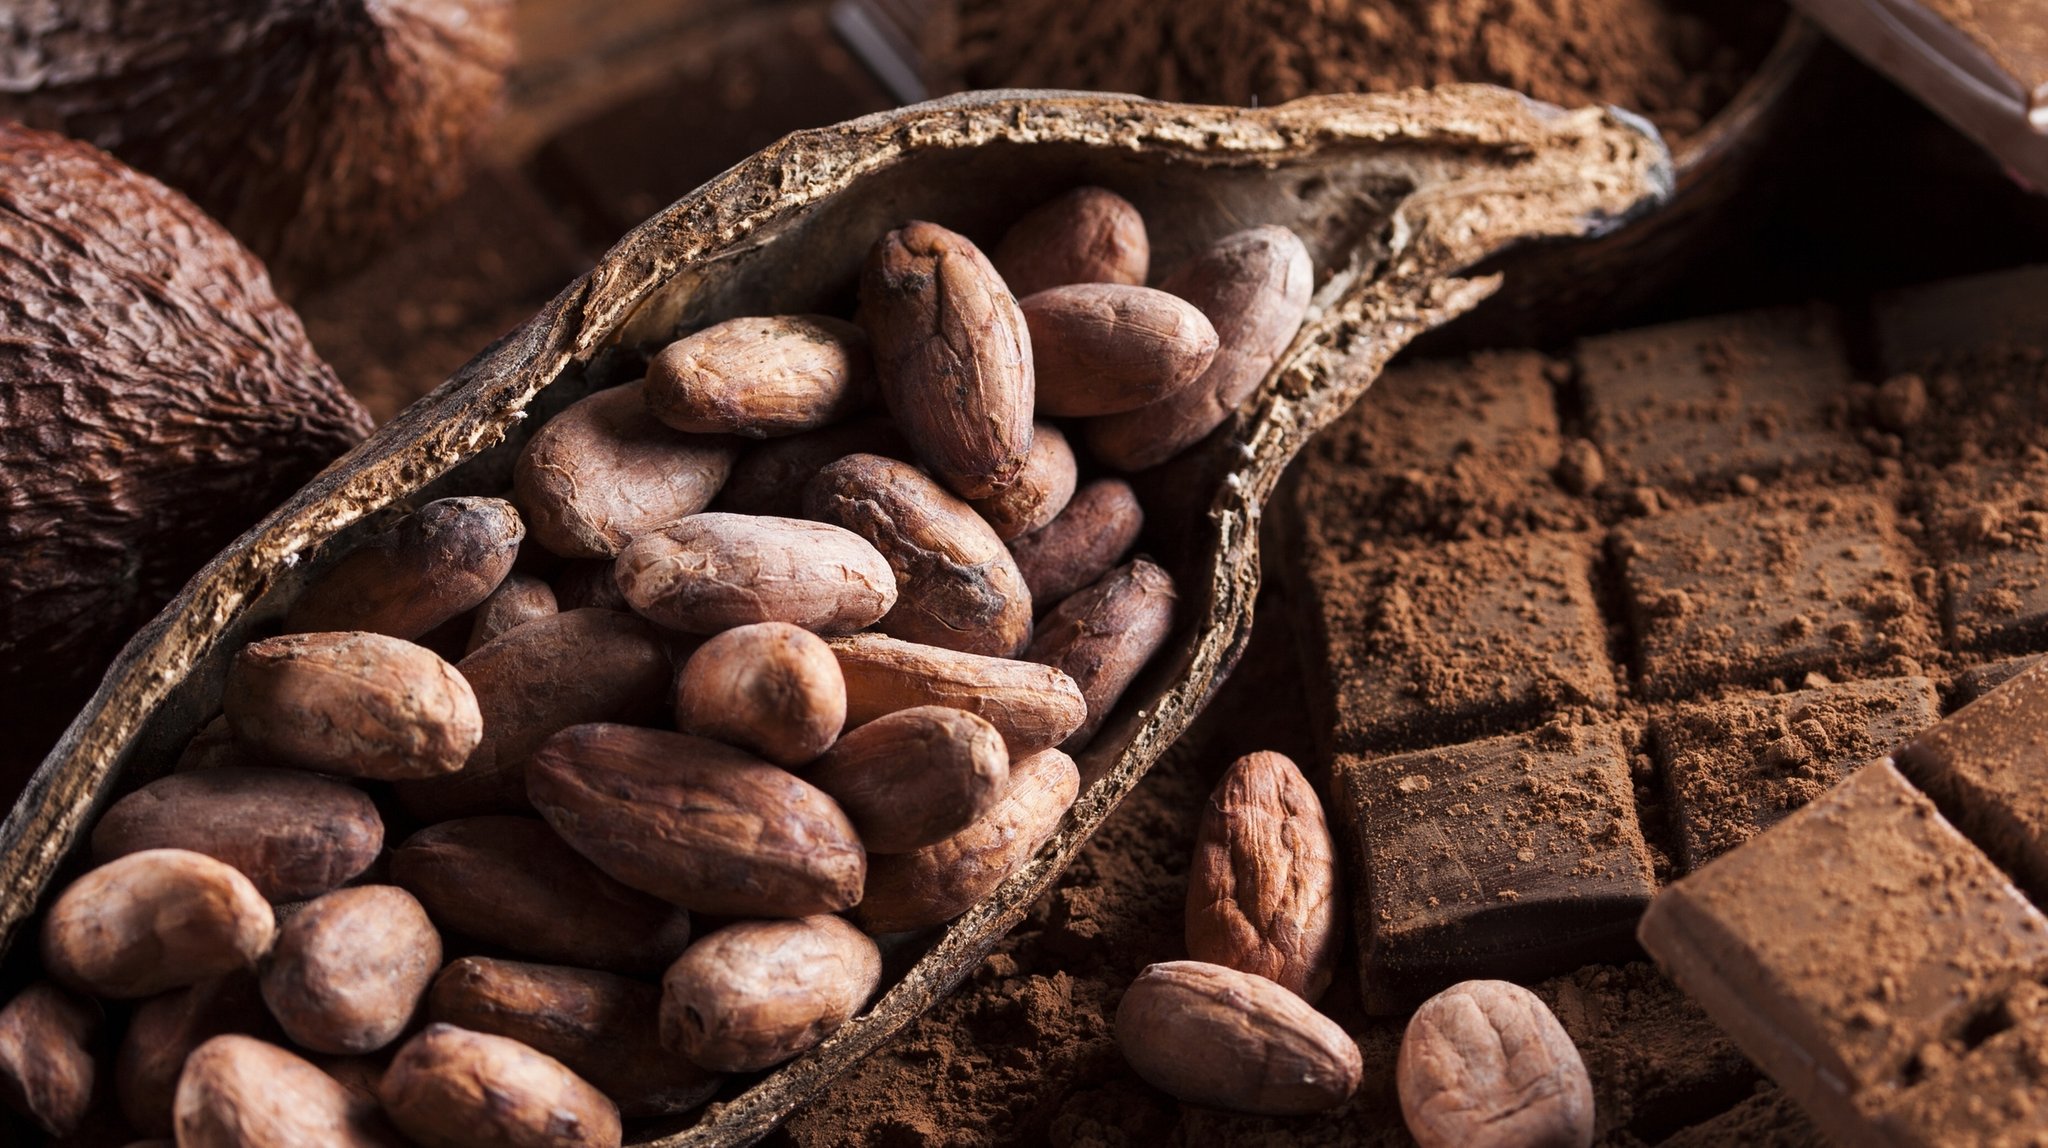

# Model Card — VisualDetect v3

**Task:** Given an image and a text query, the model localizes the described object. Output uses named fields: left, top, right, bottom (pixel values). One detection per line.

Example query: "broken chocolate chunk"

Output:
left=1894, top=657, right=2048, bottom=900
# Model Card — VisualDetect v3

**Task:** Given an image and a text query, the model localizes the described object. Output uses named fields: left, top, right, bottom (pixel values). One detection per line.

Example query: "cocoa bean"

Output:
left=659, top=916, right=881, bottom=1073
left=1115, top=960, right=1361, bottom=1115
left=713, top=417, right=910, bottom=519
left=551, top=559, right=631, bottom=612
left=613, top=512, right=897, bottom=636
left=174, top=715, right=258, bottom=773
left=380, top=1024, right=621, bottom=1148
left=828, top=633, right=1085, bottom=758
left=1009, top=478, right=1144, bottom=605
left=286, top=497, right=523, bottom=639
left=1025, top=559, right=1177, bottom=749
left=646, top=315, right=873, bottom=438
left=0, top=982, right=99, bottom=1136
left=260, top=886, right=441, bottom=1055
left=173, top=1035, right=403, bottom=1148
left=42, top=850, right=274, bottom=998
left=466, top=572, right=558, bottom=653
left=116, top=974, right=269, bottom=1138
left=1023, top=284, right=1218, bottom=416
left=991, top=186, right=1149, bottom=297
left=674, top=621, right=846, bottom=768
left=1397, top=980, right=1594, bottom=1148
left=971, top=423, right=1077, bottom=540
left=806, top=706, right=1009, bottom=853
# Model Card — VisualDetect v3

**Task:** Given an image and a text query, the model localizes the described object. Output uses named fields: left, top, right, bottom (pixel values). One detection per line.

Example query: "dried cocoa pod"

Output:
left=552, top=559, right=632, bottom=612
left=116, top=974, right=269, bottom=1138
left=614, top=513, right=898, bottom=636
left=466, top=573, right=558, bottom=654
left=1398, top=980, right=1594, bottom=1148
left=857, top=747, right=1079, bottom=933
left=828, top=633, right=1085, bottom=758
left=173, top=1034, right=403, bottom=1148
left=260, top=886, right=441, bottom=1055
left=390, top=816, right=691, bottom=976
left=1115, top=960, right=1362, bottom=1115
left=429, top=957, right=722, bottom=1119
left=380, top=1024, right=621, bottom=1148
left=528, top=723, right=865, bottom=918
left=43, top=850, right=274, bottom=999
left=712, top=417, right=911, bottom=519
left=286, top=497, right=523, bottom=639
left=394, top=608, right=670, bottom=821
left=0, top=982, right=100, bottom=1137
left=91, top=767, right=382, bottom=901
left=806, top=706, right=1009, bottom=853
left=675, top=622, right=847, bottom=768
left=1087, top=226, right=1314, bottom=470
left=1026, top=559, right=1177, bottom=750
left=992, top=186, right=1149, bottom=297
left=858, top=221, right=1033, bottom=499
left=646, top=315, right=874, bottom=438
left=1185, top=751, right=1340, bottom=1002
left=659, top=916, right=882, bottom=1074
left=1023, top=284, right=1219, bottom=417
left=513, top=381, right=738, bottom=559
left=806, top=453, right=1033, bottom=657
left=971, top=423, right=1077, bottom=540
left=1009, top=478, right=1145, bottom=605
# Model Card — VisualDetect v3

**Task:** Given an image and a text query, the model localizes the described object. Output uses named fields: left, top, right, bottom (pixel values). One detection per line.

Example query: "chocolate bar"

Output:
left=1926, top=454, right=2048, bottom=653
left=1952, top=654, right=2042, bottom=706
left=1894, top=657, right=2048, bottom=897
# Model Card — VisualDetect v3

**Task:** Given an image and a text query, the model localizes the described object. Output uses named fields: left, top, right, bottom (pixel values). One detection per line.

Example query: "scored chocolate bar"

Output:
left=1895, top=657, right=2048, bottom=899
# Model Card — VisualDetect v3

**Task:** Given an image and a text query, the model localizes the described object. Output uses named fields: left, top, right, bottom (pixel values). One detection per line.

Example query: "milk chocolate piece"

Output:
left=1862, top=1005, right=2048, bottom=1145
left=1651, top=677, right=1940, bottom=872
left=1951, top=654, right=2041, bottom=706
left=1616, top=491, right=1932, bottom=698
left=1894, top=657, right=2048, bottom=898
left=1334, top=724, right=1656, bottom=1013
left=1928, top=455, right=2048, bottom=653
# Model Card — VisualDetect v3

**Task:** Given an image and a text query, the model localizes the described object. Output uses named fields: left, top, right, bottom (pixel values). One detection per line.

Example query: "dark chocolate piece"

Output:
left=1652, top=676, right=1940, bottom=872
left=1657, top=1085, right=1826, bottom=1148
left=1951, top=654, right=2042, bottom=707
left=1873, top=264, right=2048, bottom=376
left=1334, top=724, right=1656, bottom=1014
left=1927, top=455, right=2048, bottom=653
left=1894, top=657, right=2048, bottom=899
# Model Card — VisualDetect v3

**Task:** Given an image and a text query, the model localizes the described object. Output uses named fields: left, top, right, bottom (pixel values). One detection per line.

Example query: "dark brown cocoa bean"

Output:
left=674, top=621, right=846, bottom=767
left=380, top=1024, right=621, bottom=1148
left=1022, top=284, right=1218, bottom=417
left=466, top=572, right=558, bottom=654
left=992, top=186, right=1149, bottom=297
left=971, top=423, right=1077, bottom=540
left=0, top=982, right=100, bottom=1136
left=712, top=417, right=909, bottom=519
left=1009, top=478, right=1144, bottom=605
left=828, top=633, right=1085, bottom=758
left=173, top=1035, right=404, bottom=1148
left=805, top=706, right=1009, bottom=853
left=43, top=850, right=274, bottom=999
left=1025, top=559, right=1177, bottom=749
left=286, top=497, right=523, bottom=639
left=260, top=886, right=441, bottom=1055
left=116, top=974, right=269, bottom=1138
left=659, top=916, right=881, bottom=1073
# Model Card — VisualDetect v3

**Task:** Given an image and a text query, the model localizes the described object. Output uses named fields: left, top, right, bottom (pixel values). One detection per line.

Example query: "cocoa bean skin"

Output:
left=260, top=886, right=442, bottom=1055
left=659, top=916, right=881, bottom=1073
left=1087, top=226, right=1313, bottom=470
left=971, top=423, right=1077, bottom=540
left=713, top=417, right=910, bottom=519
left=429, top=957, right=722, bottom=1118
left=646, top=315, right=873, bottom=438
left=992, top=186, right=1149, bottom=297
left=1009, top=478, right=1145, bottom=606
left=286, top=497, right=524, bottom=639
left=806, top=706, right=1009, bottom=853
left=92, top=767, right=382, bottom=901
left=380, top=1024, right=622, bottom=1148
left=513, top=381, right=738, bottom=559
left=528, top=723, right=866, bottom=918
left=390, top=816, right=691, bottom=976
left=1023, top=284, right=1218, bottom=417
left=675, top=621, right=846, bottom=768
left=1115, top=960, right=1362, bottom=1115
left=828, top=633, right=1086, bottom=758
left=1025, top=559, right=1177, bottom=750
left=172, top=1034, right=404, bottom=1148
left=0, top=982, right=99, bottom=1136
left=806, top=453, right=1033, bottom=657
left=116, top=973, right=270, bottom=1138
left=225, top=631, right=482, bottom=782
left=1398, top=980, right=1594, bottom=1148
left=613, top=512, right=898, bottom=636
left=552, top=559, right=631, bottom=612
left=857, top=747, right=1079, bottom=933
left=466, top=572, right=558, bottom=653
left=43, top=849, right=275, bottom=999
left=1185, top=751, right=1340, bottom=1002
left=859, top=220, right=1033, bottom=499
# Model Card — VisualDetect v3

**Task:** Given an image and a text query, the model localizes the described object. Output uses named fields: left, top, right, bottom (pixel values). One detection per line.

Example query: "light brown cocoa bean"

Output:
left=674, top=622, right=846, bottom=767
left=992, top=186, right=1149, bottom=297
left=828, top=633, right=1086, bottom=758
left=1010, top=478, right=1144, bottom=605
left=116, top=974, right=269, bottom=1138
left=806, top=453, right=1033, bottom=657
left=613, top=512, right=897, bottom=635
left=971, top=423, right=1077, bottom=540
left=659, top=916, right=881, bottom=1073
left=528, top=723, right=865, bottom=917
left=173, top=1035, right=403, bottom=1148
left=1026, top=559, right=1177, bottom=750
left=551, top=559, right=631, bottom=612
left=1186, top=751, right=1340, bottom=1002
left=380, top=1024, right=621, bottom=1148
left=259, top=886, right=441, bottom=1055
left=1023, top=284, right=1218, bottom=417
left=43, top=850, right=274, bottom=999
left=390, top=817, right=691, bottom=976
left=1087, top=226, right=1313, bottom=470
left=857, top=747, right=1079, bottom=933
left=286, top=497, right=524, bottom=639
left=428, top=958, right=722, bottom=1119
left=394, top=608, right=670, bottom=820
left=1399, top=980, right=1594, bottom=1148
left=806, top=706, right=1008, bottom=853
left=646, top=315, right=873, bottom=438
left=224, top=631, right=481, bottom=782
left=466, top=572, right=558, bottom=653
left=713, top=416, right=911, bottom=519
left=513, top=381, right=738, bottom=559
left=859, top=221, right=1033, bottom=499
left=0, top=982, right=99, bottom=1136
left=1115, top=960, right=1361, bottom=1115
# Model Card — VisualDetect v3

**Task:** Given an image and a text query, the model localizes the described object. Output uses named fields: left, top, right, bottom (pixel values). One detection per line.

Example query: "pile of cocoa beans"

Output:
left=0, top=189, right=1316, bottom=1146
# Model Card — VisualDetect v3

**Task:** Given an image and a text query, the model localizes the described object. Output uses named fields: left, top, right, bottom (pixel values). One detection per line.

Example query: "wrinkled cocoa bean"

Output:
left=1009, top=477, right=1145, bottom=606
left=1023, top=284, right=1218, bottom=417
left=828, top=633, right=1085, bottom=758
left=992, top=186, right=1149, bottom=297
left=43, top=850, right=274, bottom=998
left=466, top=572, right=558, bottom=653
left=1115, top=960, right=1361, bottom=1115
left=659, top=916, right=881, bottom=1073
left=646, top=315, right=873, bottom=438
left=380, top=1024, right=621, bottom=1148
left=613, top=513, right=898, bottom=636
left=1397, top=980, right=1594, bottom=1148
left=674, top=621, right=846, bottom=767
left=806, top=706, right=1008, bottom=853
left=971, top=423, right=1077, bottom=540
left=0, top=982, right=99, bottom=1136
left=172, top=1035, right=403, bottom=1148
left=260, top=886, right=441, bottom=1055
left=116, top=974, right=269, bottom=1138
left=712, top=417, right=910, bottom=519
left=1025, top=559, right=1177, bottom=750
left=1186, top=751, right=1340, bottom=1002
left=551, top=559, right=631, bottom=612
left=287, top=497, right=523, bottom=639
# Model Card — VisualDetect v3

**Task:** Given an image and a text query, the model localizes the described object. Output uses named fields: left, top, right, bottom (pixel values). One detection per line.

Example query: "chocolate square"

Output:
left=1862, top=1005, right=2048, bottom=1146
left=1895, top=658, right=2048, bottom=900
left=1951, top=654, right=2042, bottom=707
left=1926, top=455, right=2048, bottom=653
left=1651, top=677, right=1940, bottom=872
left=1873, top=265, right=2048, bottom=375
left=1335, top=724, right=1657, bottom=1014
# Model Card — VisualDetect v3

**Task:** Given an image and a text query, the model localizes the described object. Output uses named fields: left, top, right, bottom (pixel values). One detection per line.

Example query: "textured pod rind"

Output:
left=1397, top=980, right=1595, bottom=1148
left=660, top=917, right=883, bottom=1073
left=1115, top=960, right=1363, bottom=1115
